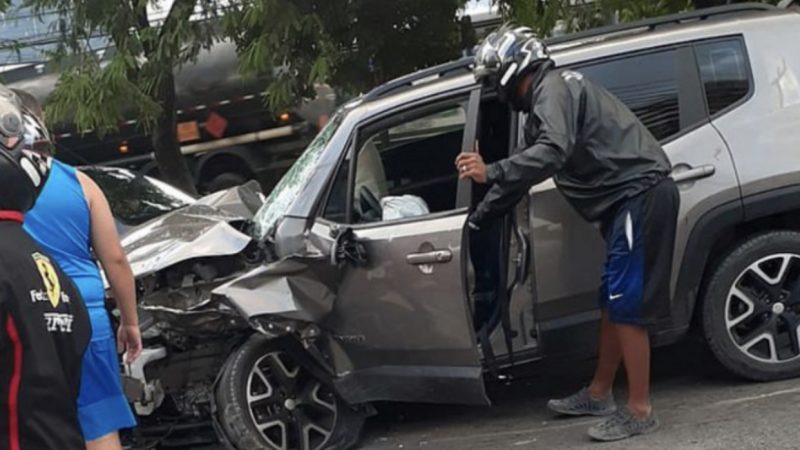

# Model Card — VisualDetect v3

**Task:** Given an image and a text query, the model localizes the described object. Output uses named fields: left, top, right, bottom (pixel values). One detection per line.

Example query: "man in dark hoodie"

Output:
left=0, top=85, right=90, bottom=450
left=456, top=25, right=679, bottom=441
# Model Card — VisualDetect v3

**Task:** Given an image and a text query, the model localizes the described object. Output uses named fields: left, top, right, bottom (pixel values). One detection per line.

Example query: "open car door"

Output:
left=310, top=87, right=488, bottom=406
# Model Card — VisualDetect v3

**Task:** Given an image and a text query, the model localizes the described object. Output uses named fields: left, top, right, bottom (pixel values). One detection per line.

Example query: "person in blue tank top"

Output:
left=17, top=91, right=141, bottom=450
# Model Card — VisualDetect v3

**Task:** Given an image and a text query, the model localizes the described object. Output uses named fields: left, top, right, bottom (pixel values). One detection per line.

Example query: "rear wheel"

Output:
left=215, top=335, right=366, bottom=450
left=702, top=231, right=800, bottom=381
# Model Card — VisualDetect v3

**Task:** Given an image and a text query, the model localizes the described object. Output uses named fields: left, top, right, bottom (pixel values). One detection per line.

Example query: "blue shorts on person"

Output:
left=78, top=309, right=137, bottom=441
left=598, top=178, right=679, bottom=328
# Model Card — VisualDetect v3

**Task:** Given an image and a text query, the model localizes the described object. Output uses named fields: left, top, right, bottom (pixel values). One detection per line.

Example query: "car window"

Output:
left=83, top=168, right=195, bottom=226
left=576, top=49, right=681, bottom=141
left=324, top=104, right=466, bottom=224
left=695, top=39, right=749, bottom=116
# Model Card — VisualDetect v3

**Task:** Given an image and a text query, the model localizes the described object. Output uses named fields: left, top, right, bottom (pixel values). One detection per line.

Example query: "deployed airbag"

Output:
left=381, top=195, right=430, bottom=221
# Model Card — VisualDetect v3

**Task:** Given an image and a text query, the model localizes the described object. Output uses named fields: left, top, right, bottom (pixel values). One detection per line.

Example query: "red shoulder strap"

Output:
left=0, top=211, right=24, bottom=224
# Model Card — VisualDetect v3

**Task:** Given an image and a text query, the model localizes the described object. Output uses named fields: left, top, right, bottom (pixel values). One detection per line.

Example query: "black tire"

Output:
left=205, top=172, right=249, bottom=194
left=215, top=335, right=366, bottom=450
left=702, top=231, right=800, bottom=381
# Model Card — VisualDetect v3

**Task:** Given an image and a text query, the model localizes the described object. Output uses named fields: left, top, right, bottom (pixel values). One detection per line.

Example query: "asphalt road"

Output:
left=142, top=337, right=800, bottom=450
left=359, top=337, right=800, bottom=450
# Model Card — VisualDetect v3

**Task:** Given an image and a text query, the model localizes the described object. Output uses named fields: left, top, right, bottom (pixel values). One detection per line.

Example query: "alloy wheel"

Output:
left=725, top=253, right=800, bottom=363
left=246, top=350, right=338, bottom=450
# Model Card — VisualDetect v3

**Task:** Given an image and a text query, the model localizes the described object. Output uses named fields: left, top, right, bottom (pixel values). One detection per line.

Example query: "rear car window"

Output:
left=576, top=49, right=681, bottom=141
left=694, top=39, right=750, bottom=116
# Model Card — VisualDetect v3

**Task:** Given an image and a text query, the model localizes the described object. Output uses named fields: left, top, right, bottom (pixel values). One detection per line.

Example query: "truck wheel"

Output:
left=215, top=335, right=366, bottom=450
left=205, top=172, right=249, bottom=194
left=702, top=231, right=800, bottom=381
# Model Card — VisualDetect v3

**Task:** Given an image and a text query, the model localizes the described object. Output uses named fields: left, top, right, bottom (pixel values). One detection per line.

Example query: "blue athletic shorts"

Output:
left=78, top=334, right=137, bottom=441
left=598, top=179, right=679, bottom=327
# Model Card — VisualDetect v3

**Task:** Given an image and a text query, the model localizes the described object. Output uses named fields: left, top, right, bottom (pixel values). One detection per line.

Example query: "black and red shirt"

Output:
left=0, top=219, right=90, bottom=450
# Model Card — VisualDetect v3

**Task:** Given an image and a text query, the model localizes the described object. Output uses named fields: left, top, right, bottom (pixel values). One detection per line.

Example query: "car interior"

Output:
left=322, top=94, right=514, bottom=335
left=323, top=102, right=468, bottom=223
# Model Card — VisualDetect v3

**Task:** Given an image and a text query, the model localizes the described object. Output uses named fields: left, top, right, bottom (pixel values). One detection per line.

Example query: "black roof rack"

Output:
left=361, top=3, right=778, bottom=103
left=546, top=2, right=776, bottom=46
left=362, top=56, right=474, bottom=102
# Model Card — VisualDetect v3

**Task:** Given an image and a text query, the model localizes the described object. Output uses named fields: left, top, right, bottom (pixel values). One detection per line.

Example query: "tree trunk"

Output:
left=152, top=70, right=197, bottom=195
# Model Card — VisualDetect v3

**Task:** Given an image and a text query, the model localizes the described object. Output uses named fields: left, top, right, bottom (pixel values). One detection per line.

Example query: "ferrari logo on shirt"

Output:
left=32, top=252, right=61, bottom=308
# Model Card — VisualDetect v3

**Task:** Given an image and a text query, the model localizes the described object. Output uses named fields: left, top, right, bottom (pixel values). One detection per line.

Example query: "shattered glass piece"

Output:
left=253, top=112, right=345, bottom=240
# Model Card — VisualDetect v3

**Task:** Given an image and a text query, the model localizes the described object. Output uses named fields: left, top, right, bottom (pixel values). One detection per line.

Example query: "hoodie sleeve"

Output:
left=471, top=73, right=582, bottom=228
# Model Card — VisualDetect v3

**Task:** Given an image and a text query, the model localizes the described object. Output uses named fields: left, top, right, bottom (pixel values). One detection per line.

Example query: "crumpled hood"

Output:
left=122, top=203, right=253, bottom=278
left=194, top=180, right=265, bottom=220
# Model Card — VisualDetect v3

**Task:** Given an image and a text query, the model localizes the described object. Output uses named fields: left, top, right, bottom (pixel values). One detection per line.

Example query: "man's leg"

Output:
left=588, top=180, right=679, bottom=441
left=617, top=323, right=651, bottom=416
left=588, top=310, right=622, bottom=400
left=547, top=309, right=618, bottom=416
left=547, top=233, right=621, bottom=417
left=587, top=321, right=657, bottom=442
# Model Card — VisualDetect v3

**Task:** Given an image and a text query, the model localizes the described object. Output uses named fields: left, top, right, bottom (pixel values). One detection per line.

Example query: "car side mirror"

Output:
left=329, top=227, right=368, bottom=267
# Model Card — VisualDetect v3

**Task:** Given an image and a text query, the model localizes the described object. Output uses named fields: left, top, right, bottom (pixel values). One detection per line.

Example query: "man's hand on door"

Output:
left=455, top=143, right=487, bottom=184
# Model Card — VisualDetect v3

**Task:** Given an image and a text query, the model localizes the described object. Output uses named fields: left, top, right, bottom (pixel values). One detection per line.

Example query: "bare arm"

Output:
left=77, top=171, right=141, bottom=362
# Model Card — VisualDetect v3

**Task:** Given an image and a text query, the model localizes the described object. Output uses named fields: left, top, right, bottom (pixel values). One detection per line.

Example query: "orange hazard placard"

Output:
left=205, top=111, right=228, bottom=139
left=177, top=121, right=200, bottom=142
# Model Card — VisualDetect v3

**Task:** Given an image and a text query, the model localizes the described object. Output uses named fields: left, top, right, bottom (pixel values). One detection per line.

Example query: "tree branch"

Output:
left=160, top=0, right=197, bottom=41
left=131, top=0, right=155, bottom=57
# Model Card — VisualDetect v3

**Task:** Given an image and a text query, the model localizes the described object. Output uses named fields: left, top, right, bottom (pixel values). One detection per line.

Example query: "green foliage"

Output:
left=45, top=53, right=161, bottom=138
left=494, top=0, right=693, bottom=35
left=494, top=0, right=785, bottom=36
left=225, top=0, right=468, bottom=112
left=224, top=0, right=341, bottom=112
left=20, top=0, right=219, bottom=135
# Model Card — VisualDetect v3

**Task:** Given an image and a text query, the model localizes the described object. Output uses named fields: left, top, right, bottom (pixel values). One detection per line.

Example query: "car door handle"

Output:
left=671, top=164, right=715, bottom=183
left=406, top=250, right=453, bottom=265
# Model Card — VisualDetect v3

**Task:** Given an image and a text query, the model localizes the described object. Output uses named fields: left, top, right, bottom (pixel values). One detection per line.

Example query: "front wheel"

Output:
left=215, top=335, right=366, bottom=450
left=702, top=231, right=800, bottom=381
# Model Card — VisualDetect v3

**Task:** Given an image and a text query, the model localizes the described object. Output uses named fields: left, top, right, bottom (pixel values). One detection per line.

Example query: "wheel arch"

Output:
left=678, top=185, right=800, bottom=338
left=211, top=333, right=364, bottom=450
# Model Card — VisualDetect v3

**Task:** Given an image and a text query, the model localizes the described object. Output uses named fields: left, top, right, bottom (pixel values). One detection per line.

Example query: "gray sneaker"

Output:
left=587, top=407, right=660, bottom=442
left=546, top=387, right=616, bottom=416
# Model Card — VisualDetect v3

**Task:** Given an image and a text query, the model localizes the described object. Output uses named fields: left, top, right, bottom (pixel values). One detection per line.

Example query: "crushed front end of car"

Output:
left=116, top=184, right=267, bottom=445
left=118, top=111, right=373, bottom=450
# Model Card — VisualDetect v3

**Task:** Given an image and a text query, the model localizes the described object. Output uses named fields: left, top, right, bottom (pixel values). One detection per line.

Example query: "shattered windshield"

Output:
left=253, top=112, right=345, bottom=240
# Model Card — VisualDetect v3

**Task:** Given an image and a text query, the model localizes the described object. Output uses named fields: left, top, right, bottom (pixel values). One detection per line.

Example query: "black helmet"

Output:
left=0, top=86, right=52, bottom=213
left=474, top=24, right=551, bottom=109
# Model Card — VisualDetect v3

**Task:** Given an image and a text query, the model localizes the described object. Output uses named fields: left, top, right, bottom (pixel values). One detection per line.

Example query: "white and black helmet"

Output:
left=20, top=108, right=55, bottom=156
left=474, top=24, right=550, bottom=104
left=0, top=85, right=52, bottom=213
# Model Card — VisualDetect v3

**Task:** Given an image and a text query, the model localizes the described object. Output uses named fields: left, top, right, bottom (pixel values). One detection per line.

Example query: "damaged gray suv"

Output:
left=119, top=4, right=800, bottom=450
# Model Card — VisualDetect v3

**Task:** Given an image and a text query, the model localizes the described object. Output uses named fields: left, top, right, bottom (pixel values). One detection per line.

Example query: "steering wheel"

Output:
left=359, top=186, right=383, bottom=221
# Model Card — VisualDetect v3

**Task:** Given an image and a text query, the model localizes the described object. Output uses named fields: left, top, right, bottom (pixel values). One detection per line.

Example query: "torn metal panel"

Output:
left=213, top=254, right=339, bottom=323
left=122, top=204, right=252, bottom=278
left=194, top=180, right=264, bottom=219
left=141, top=302, right=246, bottom=336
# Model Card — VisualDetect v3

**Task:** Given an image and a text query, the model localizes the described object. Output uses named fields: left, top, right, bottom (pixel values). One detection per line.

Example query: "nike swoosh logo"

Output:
left=609, top=293, right=624, bottom=300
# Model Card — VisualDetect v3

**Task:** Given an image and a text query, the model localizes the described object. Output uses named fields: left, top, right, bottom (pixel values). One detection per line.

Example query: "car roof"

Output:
left=553, top=8, right=797, bottom=65
left=350, top=4, right=797, bottom=120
